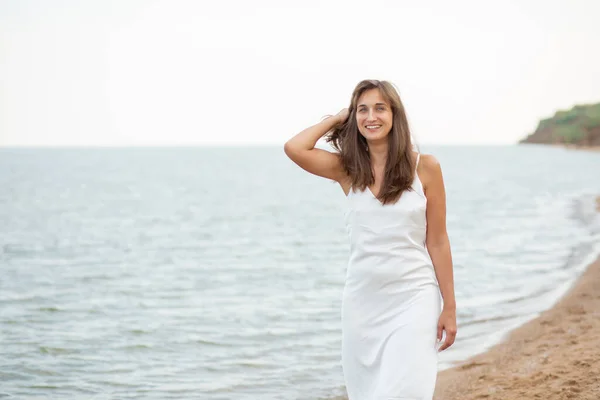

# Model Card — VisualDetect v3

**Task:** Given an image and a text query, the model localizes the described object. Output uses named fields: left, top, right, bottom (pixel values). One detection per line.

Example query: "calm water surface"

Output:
left=1, top=145, right=599, bottom=399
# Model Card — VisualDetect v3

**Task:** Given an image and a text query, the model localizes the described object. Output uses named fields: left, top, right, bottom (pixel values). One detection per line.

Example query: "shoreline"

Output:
left=434, top=257, right=600, bottom=399
left=557, top=144, right=600, bottom=152
left=333, top=191, right=600, bottom=399
left=433, top=196, right=600, bottom=399
left=518, top=142, right=600, bottom=152
left=549, top=143, right=600, bottom=152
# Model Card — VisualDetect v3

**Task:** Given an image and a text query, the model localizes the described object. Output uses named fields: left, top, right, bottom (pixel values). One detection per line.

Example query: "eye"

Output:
left=377, top=106, right=385, bottom=111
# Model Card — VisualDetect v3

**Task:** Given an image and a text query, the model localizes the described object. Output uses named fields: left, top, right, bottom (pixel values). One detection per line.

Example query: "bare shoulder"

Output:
left=419, top=153, right=441, bottom=170
left=416, top=153, right=443, bottom=192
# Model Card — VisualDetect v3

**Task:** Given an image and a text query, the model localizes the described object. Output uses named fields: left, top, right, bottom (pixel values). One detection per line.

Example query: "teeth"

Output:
left=366, top=125, right=381, bottom=129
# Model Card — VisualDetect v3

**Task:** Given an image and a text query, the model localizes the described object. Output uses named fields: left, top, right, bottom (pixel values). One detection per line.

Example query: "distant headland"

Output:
left=519, top=102, right=600, bottom=148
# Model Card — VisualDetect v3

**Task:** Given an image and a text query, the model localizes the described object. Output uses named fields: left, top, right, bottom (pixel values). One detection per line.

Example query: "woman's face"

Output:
left=355, top=88, right=393, bottom=142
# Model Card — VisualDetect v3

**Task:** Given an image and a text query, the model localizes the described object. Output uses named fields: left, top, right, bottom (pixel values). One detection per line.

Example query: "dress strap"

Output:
left=415, top=153, right=421, bottom=173
left=413, top=152, right=425, bottom=196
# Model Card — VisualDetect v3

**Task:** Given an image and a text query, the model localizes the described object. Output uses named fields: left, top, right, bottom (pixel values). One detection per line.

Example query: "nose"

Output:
left=367, top=109, right=376, bottom=121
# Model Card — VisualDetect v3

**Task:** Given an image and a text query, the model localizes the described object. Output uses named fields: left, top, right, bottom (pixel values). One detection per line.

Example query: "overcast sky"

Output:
left=1, top=0, right=599, bottom=146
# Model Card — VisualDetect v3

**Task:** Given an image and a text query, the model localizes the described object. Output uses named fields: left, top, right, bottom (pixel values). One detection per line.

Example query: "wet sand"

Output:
left=336, top=253, right=600, bottom=400
left=431, top=158, right=600, bottom=400
left=435, top=148, right=600, bottom=399
left=434, top=248, right=600, bottom=398
left=335, top=195, right=600, bottom=400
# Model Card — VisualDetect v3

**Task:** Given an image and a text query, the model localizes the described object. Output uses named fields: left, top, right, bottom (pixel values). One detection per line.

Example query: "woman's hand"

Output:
left=335, top=108, right=349, bottom=125
left=437, top=307, right=457, bottom=352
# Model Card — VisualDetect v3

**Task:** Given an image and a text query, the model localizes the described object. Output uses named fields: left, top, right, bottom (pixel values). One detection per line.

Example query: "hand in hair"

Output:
left=335, top=108, right=350, bottom=125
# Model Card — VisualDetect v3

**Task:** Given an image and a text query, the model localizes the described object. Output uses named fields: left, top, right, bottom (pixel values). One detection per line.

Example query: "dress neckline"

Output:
left=349, top=172, right=425, bottom=203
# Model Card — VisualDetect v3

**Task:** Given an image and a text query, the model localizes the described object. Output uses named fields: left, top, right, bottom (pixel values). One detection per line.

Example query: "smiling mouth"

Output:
left=365, top=125, right=382, bottom=131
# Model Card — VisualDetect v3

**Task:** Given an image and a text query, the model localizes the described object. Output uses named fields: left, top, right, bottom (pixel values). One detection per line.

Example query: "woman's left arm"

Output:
left=421, top=154, right=457, bottom=352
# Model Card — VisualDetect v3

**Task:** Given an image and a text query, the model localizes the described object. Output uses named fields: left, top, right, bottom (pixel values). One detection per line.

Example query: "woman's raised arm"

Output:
left=283, top=109, right=348, bottom=183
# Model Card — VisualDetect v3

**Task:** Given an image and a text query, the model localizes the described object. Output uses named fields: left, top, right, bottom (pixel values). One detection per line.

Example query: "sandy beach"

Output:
left=434, top=197, right=600, bottom=399
left=433, top=257, right=600, bottom=399
left=333, top=195, right=600, bottom=400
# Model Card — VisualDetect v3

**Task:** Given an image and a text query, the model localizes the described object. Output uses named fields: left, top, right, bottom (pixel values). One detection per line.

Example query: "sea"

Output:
left=1, top=144, right=599, bottom=399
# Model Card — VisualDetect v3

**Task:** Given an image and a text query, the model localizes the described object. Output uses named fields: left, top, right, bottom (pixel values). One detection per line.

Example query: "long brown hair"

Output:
left=325, top=79, right=418, bottom=205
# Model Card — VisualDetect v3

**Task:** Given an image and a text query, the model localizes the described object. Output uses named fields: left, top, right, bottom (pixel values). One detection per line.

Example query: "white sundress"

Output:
left=341, top=153, right=442, bottom=400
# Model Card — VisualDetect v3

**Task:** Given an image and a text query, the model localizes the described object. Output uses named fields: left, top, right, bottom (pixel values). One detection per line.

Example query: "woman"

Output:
left=284, top=79, right=456, bottom=399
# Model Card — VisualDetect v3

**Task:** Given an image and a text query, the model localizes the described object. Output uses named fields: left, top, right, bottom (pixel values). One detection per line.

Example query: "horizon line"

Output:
left=0, top=143, right=526, bottom=149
